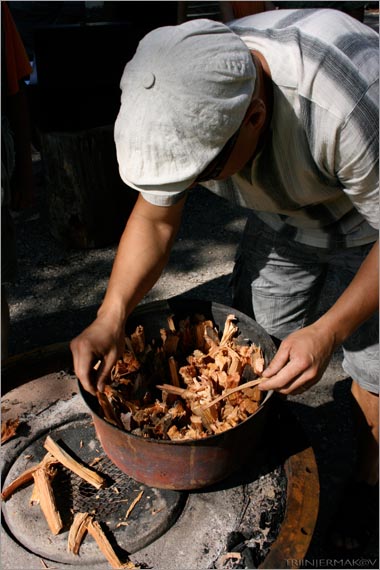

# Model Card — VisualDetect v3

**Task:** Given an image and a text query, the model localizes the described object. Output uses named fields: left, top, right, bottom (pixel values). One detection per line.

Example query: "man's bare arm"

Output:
left=70, top=193, right=186, bottom=394
left=260, top=240, right=379, bottom=394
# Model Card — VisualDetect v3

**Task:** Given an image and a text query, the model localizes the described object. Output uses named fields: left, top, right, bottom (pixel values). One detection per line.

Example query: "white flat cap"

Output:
left=114, top=18, right=256, bottom=197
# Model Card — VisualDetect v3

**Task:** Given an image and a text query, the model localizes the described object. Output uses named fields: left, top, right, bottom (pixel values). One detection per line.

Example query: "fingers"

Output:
left=96, top=351, right=118, bottom=393
left=262, top=345, right=291, bottom=378
left=70, top=331, right=120, bottom=396
left=259, top=367, right=315, bottom=395
left=259, top=360, right=304, bottom=394
left=70, top=337, right=98, bottom=396
left=259, top=340, right=318, bottom=395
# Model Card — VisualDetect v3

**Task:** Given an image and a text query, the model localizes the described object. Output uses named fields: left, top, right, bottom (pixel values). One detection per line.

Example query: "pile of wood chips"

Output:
left=97, top=314, right=266, bottom=441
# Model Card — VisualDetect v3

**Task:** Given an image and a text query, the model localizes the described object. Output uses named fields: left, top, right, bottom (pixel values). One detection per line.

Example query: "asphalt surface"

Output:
left=4, top=150, right=378, bottom=567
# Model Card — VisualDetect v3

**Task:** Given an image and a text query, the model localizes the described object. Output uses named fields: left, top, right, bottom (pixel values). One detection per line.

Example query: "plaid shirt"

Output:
left=139, top=9, right=379, bottom=248
left=205, top=9, right=378, bottom=248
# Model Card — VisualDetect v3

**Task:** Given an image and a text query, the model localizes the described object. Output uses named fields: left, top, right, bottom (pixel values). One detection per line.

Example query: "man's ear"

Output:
left=242, top=98, right=267, bottom=131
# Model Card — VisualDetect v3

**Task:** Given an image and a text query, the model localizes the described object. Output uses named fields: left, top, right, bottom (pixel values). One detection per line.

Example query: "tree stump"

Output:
left=39, top=125, right=137, bottom=249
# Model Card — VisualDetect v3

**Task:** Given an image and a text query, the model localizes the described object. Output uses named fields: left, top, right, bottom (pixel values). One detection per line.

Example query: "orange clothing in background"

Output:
left=2, top=1, right=32, bottom=96
left=230, top=1, right=267, bottom=19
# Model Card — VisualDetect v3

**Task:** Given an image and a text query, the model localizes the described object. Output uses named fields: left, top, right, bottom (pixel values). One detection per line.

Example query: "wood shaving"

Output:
left=96, top=314, right=266, bottom=441
left=125, top=490, right=144, bottom=520
left=1, top=418, right=20, bottom=443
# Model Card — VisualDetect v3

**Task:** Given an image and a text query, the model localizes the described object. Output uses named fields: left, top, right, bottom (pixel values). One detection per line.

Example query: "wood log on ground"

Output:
left=68, top=512, right=91, bottom=555
left=1, top=452, right=58, bottom=501
left=86, top=518, right=136, bottom=569
left=32, top=465, right=63, bottom=535
left=43, top=436, right=106, bottom=489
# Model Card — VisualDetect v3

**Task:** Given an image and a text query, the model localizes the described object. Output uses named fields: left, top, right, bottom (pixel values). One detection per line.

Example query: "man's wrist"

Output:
left=312, top=313, right=348, bottom=351
left=96, top=300, right=128, bottom=332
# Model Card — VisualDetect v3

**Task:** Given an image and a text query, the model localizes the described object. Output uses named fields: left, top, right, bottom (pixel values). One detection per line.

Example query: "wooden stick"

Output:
left=168, top=357, right=180, bottom=387
left=191, top=405, right=215, bottom=432
left=156, top=384, right=190, bottom=397
left=86, top=518, right=136, bottom=569
left=1, top=453, right=58, bottom=501
left=125, top=490, right=144, bottom=520
left=1, top=464, right=37, bottom=501
left=32, top=466, right=63, bottom=535
left=68, top=512, right=90, bottom=554
left=167, top=315, right=176, bottom=333
left=43, top=436, right=106, bottom=489
left=29, top=481, right=40, bottom=505
left=157, top=379, right=263, bottom=410
left=96, top=391, right=124, bottom=430
left=202, top=378, right=263, bottom=410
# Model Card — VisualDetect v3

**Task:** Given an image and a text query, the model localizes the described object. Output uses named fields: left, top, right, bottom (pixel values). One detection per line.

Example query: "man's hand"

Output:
left=70, top=315, right=126, bottom=396
left=70, top=194, right=187, bottom=396
left=260, top=240, right=378, bottom=395
left=258, top=323, right=335, bottom=395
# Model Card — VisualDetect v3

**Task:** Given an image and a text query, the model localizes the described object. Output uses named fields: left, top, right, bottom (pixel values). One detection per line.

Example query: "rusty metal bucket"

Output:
left=79, top=298, right=277, bottom=490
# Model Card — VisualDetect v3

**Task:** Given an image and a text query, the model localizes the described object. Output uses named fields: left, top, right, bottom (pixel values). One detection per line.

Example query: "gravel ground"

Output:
left=4, top=145, right=379, bottom=567
left=6, top=158, right=247, bottom=354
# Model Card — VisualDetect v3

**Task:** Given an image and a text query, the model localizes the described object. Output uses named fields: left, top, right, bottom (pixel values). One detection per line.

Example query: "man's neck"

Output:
left=250, top=50, right=273, bottom=153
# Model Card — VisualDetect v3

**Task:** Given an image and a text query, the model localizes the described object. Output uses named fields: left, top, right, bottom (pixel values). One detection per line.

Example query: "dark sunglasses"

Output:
left=194, top=127, right=241, bottom=183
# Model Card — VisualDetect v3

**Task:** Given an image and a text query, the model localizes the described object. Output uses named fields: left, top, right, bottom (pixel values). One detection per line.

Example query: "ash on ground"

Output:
left=213, top=464, right=287, bottom=569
